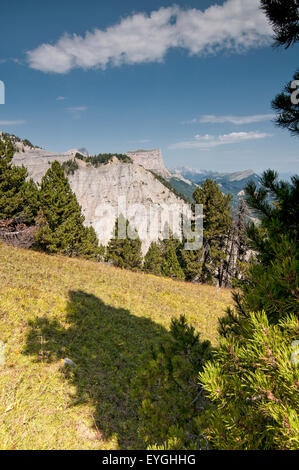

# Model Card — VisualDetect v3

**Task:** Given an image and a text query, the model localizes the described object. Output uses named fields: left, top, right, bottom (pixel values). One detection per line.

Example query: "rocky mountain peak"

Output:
left=125, top=148, right=170, bottom=178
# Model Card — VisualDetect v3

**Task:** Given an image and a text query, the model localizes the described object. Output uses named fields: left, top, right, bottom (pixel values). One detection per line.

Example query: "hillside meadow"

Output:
left=0, top=243, right=232, bottom=450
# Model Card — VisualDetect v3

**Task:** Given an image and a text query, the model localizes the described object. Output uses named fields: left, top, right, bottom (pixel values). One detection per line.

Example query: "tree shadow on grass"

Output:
left=23, top=290, right=169, bottom=449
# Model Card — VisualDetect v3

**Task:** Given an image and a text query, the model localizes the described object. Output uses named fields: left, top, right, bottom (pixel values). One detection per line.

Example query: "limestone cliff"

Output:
left=12, top=147, right=186, bottom=253
left=12, top=147, right=79, bottom=182
left=125, top=148, right=170, bottom=178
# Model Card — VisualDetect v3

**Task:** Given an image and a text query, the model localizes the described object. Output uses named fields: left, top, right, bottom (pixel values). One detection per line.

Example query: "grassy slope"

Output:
left=0, top=244, right=232, bottom=450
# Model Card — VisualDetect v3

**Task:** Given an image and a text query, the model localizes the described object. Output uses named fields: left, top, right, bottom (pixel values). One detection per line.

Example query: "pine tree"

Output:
left=177, top=211, right=204, bottom=282
left=21, top=177, right=40, bottom=224
left=36, top=160, right=100, bottom=259
left=219, top=170, right=298, bottom=337
left=193, top=179, right=232, bottom=285
left=198, top=312, right=299, bottom=450
left=0, top=136, right=39, bottom=224
left=78, top=225, right=105, bottom=261
left=272, top=70, right=299, bottom=135
left=178, top=246, right=203, bottom=282
left=106, top=214, right=143, bottom=271
left=261, top=0, right=299, bottom=49
left=234, top=198, right=250, bottom=273
left=219, top=198, right=250, bottom=288
left=133, top=315, right=212, bottom=449
left=135, top=312, right=299, bottom=450
left=159, top=234, right=185, bottom=281
left=144, top=233, right=186, bottom=280
left=161, top=243, right=185, bottom=281
left=261, top=2, right=299, bottom=136
left=143, top=241, right=163, bottom=275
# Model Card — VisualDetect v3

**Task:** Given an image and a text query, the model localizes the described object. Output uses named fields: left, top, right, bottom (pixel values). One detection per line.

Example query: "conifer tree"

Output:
left=135, top=312, right=299, bottom=450
left=36, top=160, right=100, bottom=259
left=261, top=0, right=299, bottom=49
left=177, top=211, right=204, bottom=282
left=261, top=2, right=299, bottom=136
left=219, top=170, right=298, bottom=337
left=133, top=315, right=212, bottom=449
left=219, top=198, right=250, bottom=288
left=178, top=246, right=203, bottom=282
left=193, top=179, right=232, bottom=285
left=22, top=177, right=39, bottom=224
left=198, top=312, right=299, bottom=450
left=161, top=243, right=185, bottom=281
left=158, top=234, right=185, bottom=281
left=0, top=136, right=39, bottom=223
left=106, top=214, right=143, bottom=271
left=234, top=197, right=250, bottom=272
left=143, top=241, right=163, bottom=275
left=272, top=70, right=299, bottom=136
left=79, top=225, right=105, bottom=261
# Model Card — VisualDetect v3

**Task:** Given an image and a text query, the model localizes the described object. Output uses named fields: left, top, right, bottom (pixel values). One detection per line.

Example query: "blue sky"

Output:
left=0, top=0, right=298, bottom=173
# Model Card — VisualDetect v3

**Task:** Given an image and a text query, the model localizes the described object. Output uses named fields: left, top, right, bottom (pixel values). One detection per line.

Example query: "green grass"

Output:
left=0, top=243, right=232, bottom=450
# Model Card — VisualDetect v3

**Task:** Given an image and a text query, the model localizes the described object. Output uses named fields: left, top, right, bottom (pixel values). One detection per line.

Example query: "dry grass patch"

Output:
left=0, top=243, right=232, bottom=449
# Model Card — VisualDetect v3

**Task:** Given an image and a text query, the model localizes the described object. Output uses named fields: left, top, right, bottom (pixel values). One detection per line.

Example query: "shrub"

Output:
left=198, top=312, right=299, bottom=450
left=133, top=316, right=212, bottom=449
left=61, top=159, right=79, bottom=175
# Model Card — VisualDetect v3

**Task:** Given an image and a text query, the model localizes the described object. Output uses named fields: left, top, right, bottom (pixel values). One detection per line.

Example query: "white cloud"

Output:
left=175, top=0, right=271, bottom=55
left=26, top=0, right=272, bottom=73
left=169, top=131, right=272, bottom=149
left=56, top=96, right=66, bottom=100
left=0, top=120, right=26, bottom=125
left=199, top=114, right=276, bottom=124
left=67, top=106, right=87, bottom=112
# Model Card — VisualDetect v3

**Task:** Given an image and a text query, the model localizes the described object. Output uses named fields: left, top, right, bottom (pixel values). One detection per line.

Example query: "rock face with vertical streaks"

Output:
left=125, top=148, right=170, bottom=178
left=12, top=144, right=186, bottom=253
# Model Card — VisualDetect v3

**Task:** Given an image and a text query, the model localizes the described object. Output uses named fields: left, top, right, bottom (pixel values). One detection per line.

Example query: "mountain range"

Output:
left=2, top=132, right=282, bottom=244
left=167, top=167, right=260, bottom=209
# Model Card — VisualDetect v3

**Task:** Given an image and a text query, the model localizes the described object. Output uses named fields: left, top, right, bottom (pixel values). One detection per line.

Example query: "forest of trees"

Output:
left=142, top=180, right=250, bottom=286
left=0, top=131, right=251, bottom=287
left=75, top=152, right=133, bottom=166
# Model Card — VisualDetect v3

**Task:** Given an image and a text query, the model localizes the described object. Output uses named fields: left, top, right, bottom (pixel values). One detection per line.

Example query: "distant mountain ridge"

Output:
left=168, top=166, right=261, bottom=208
